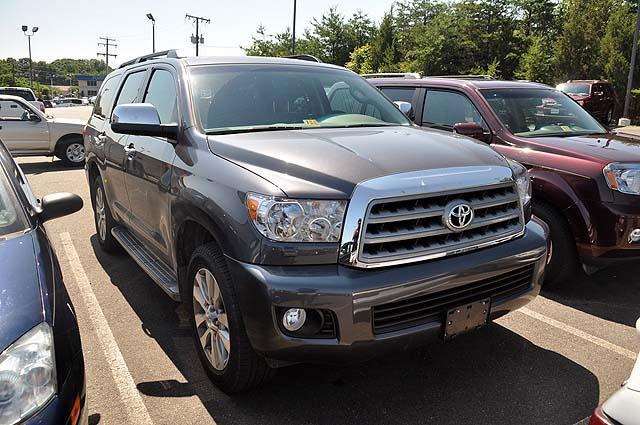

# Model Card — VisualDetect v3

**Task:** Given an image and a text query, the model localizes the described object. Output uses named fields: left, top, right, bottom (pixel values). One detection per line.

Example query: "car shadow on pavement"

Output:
left=17, top=158, right=82, bottom=174
left=542, top=263, right=640, bottom=327
left=90, top=236, right=599, bottom=425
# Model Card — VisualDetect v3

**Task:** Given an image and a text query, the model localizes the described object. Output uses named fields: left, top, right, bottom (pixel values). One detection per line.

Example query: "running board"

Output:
left=111, top=226, right=181, bottom=301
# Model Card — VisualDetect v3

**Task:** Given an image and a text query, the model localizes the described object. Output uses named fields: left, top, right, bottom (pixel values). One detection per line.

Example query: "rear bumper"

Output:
left=228, top=219, right=547, bottom=364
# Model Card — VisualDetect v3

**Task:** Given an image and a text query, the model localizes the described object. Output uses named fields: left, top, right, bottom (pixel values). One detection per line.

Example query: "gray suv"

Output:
left=84, top=51, right=548, bottom=393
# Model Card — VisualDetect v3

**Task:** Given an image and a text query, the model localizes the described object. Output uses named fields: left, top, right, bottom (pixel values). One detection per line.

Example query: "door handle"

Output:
left=124, top=143, right=137, bottom=158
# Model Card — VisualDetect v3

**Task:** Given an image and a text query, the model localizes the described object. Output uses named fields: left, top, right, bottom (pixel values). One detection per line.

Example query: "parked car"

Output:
left=369, top=75, right=640, bottom=286
left=0, top=94, right=86, bottom=166
left=54, top=98, right=83, bottom=108
left=81, top=97, right=89, bottom=105
left=0, top=138, right=86, bottom=424
left=588, top=318, right=640, bottom=425
left=557, top=80, right=615, bottom=125
left=88, top=96, right=97, bottom=105
left=0, top=87, right=45, bottom=113
left=85, top=52, right=548, bottom=393
left=43, top=99, right=55, bottom=109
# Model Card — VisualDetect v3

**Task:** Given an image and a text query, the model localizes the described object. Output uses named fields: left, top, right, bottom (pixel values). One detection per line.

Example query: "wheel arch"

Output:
left=54, top=133, right=84, bottom=153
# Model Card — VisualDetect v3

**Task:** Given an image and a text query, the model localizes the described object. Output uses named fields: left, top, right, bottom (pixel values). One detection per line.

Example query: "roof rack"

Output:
left=361, top=72, right=421, bottom=79
left=285, top=54, right=322, bottom=63
left=426, top=74, right=495, bottom=80
left=118, top=49, right=181, bottom=69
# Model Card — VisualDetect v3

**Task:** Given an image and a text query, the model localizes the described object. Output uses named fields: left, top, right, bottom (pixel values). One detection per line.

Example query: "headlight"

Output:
left=507, top=159, right=532, bottom=206
left=246, top=193, right=346, bottom=242
left=604, top=163, right=640, bottom=195
left=0, top=322, right=56, bottom=425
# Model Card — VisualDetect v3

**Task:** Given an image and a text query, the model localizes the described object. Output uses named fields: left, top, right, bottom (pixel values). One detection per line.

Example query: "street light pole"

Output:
left=146, top=13, right=155, bottom=53
left=623, top=1, right=640, bottom=119
left=292, top=0, right=297, bottom=55
left=21, top=25, right=38, bottom=88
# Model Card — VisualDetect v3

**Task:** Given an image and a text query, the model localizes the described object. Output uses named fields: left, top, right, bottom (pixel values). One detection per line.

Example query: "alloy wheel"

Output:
left=193, top=268, right=230, bottom=371
left=66, top=142, right=85, bottom=163
left=95, top=186, right=107, bottom=242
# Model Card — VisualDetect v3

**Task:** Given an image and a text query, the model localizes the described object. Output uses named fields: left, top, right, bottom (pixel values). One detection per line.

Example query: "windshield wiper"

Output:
left=534, top=131, right=608, bottom=138
left=206, top=125, right=305, bottom=135
left=321, top=123, right=398, bottom=129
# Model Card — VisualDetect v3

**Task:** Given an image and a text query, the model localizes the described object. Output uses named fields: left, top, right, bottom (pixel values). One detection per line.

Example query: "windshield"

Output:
left=189, top=64, right=411, bottom=134
left=481, top=88, right=607, bottom=138
left=0, top=165, right=29, bottom=239
left=0, top=89, right=35, bottom=101
left=556, top=83, right=591, bottom=96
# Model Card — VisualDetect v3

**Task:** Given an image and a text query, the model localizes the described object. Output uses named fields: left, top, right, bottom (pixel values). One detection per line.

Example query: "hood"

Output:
left=50, top=117, right=86, bottom=127
left=208, top=126, right=509, bottom=198
left=524, top=133, right=640, bottom=165
left=567, top=94, right=590, bottom=101
left=0, top=232, right=44, bottom=352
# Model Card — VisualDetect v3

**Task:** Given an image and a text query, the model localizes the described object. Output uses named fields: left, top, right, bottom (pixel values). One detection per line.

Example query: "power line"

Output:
left=185, top=14, right=210, bottom=56
left=97, top=36, right=117, bottom=68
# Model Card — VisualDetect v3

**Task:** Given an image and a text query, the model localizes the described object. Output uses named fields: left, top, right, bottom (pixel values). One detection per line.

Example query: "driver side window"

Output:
left=422, top=90, right=487, bottom=131
left=0, top=100, right=31, bottom=121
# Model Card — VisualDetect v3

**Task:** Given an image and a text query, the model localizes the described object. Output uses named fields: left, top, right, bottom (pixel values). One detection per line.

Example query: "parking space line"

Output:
left=60, top=232, right=154, bottom=425
left=519, top=307, right=637, bottom=360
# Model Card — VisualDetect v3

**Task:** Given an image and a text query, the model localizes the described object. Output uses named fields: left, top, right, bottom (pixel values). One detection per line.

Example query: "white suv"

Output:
left=0, top=95, right=86, bottom=166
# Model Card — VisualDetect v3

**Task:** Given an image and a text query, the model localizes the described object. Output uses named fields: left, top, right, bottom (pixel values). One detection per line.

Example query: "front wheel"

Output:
left=605, top=108, right=613, bottom=125
left=92, top=176, right=120, bottom=253
left=532, top=201, right=580, bottom=288
left=56, top=138, right=86, bottom=166
left=187, top=243, right=273, bottom=393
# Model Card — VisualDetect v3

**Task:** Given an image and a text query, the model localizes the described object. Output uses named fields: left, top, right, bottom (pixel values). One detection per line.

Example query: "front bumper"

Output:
left=577, top=201, right=640, bottom=265
left=228, top=219, right=547, bottom=364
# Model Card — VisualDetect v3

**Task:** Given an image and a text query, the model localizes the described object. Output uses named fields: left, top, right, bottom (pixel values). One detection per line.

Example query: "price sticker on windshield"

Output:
left=560, top=126, right=572, bottom=132
left=303, top=119, right=319, bottom=127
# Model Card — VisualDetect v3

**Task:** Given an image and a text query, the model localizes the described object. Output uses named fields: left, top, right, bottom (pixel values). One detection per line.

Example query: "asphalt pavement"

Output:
left=15, top=126, right=640, bottom=424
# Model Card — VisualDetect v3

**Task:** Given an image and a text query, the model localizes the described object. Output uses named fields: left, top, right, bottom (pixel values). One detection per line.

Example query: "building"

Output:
left=76, top=75, right=104, bottom=97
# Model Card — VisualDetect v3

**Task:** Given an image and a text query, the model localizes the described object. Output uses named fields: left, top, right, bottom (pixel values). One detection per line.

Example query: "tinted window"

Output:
left=0, top=165, right=29, bottom=238
left=422, top=90, right=487, bottom=130
left=94, top=76, right=120, bottom=118
left=189, top=65, right=409, bottom=134
left=115, top=71, right=146, bottom=106
left=380, top=87, right=417, bottom=104
left=0, top=89, right=35, bottom=101
left=0, top=100, right=31, bottom=120
left=143, top=69, right=178, bottom=124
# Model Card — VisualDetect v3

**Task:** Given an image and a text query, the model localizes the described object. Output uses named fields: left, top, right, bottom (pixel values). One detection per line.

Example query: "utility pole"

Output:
left=623, top=1, right=640, bottom=119
left=185, top=14, right=210, bottom=56
left=292, top=0, right=297, bottom=55
left=97, top=37, right=117, bottom=69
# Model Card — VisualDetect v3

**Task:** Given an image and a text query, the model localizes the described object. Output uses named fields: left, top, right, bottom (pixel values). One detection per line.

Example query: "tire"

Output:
left=187, top=242, right=273, bottom=393
left=56, top=137, right=86, bottom=167
left=605, top=108, right=613, bottom=125
left=92, top=176, right=120, bottom=253
left=532, top=200, right=579, bottom=288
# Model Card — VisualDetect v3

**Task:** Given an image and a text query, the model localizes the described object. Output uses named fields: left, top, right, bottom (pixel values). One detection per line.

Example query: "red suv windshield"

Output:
left=481, top=88, right=607, bottom=138
left=556, top=83, right=591, bottom=96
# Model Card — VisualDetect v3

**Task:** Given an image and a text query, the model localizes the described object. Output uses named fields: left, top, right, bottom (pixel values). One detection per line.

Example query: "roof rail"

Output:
left=426, top=74, right=495, bottom=80
left=361, top=72, right=421, bottom=79
left=118, top=49, right=181, bottom=69
left=285, top=54, right=322, bottom=63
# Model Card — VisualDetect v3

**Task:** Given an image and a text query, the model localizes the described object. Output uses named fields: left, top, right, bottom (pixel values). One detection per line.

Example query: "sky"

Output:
left=1, top=0, right=393, bottom=67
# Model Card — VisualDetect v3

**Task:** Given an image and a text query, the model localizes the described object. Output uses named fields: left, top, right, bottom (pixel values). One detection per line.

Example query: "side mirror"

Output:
left=453, top=122, right=490, bottom=143
left=39, top=193, right=83, bottom=222
left=394, top=101, right=414, bottom=119
left=29, top=112, right=41, bottom=122
left=111, top=103, right=178, bottom=140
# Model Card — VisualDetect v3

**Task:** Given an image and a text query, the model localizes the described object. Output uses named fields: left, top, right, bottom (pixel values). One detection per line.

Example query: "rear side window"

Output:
left=380, top=87, right=417, bottom=104
left=115, top=71, right=146, bottom=106
left=143, top=69, right=178, bottom=124
left=422, top=90, right=487, bottom=130
left=93, top=76, right=120, bottom=118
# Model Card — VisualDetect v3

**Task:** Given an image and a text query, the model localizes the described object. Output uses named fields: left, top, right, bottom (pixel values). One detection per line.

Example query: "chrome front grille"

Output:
left=358, top=183, right=524, bottom=265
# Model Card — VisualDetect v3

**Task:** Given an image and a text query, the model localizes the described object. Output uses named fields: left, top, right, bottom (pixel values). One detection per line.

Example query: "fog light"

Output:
left=629, top=228, right=640, bottom=243
left=282, top=308, right=306, bottom=332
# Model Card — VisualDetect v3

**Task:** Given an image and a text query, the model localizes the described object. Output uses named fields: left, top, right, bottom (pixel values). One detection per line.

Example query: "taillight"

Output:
left=40, top=104, right=46, bottom=112
left=589, top=407, right=614, bottom=425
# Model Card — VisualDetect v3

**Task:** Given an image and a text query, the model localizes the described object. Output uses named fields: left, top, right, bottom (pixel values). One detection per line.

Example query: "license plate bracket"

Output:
left=443, top=298, right=491, bottom=340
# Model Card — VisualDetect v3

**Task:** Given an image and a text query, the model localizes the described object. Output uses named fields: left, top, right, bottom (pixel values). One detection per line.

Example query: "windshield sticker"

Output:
left=303, top=119, right=319, bottom=127
left=560, top=126, right=572, bottom=132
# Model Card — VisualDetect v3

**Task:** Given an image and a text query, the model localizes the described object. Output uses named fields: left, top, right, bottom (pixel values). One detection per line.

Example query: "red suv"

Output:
left=557, top=80, right=615, bottom=125
left=369, top=76, right=640, bottom=286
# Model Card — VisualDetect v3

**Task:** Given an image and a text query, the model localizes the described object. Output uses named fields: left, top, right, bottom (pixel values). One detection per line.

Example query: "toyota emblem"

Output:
left=444, top=200, right=474, bottom=232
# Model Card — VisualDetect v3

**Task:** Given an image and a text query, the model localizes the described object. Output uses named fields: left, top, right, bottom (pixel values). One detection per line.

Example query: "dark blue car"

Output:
left=0, top=139, right=86, bottom=424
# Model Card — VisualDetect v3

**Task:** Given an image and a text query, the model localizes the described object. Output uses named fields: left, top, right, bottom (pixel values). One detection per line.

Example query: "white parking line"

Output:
left=60, top=232, right=154, bottom=425
left=519, top=307, right=637, bottom=361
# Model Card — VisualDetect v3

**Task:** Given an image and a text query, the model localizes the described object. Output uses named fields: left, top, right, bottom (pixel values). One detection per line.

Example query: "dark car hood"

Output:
left=208, top=126, right=508, bottom=198
left=0, top=231, right=44, bottom=352
left=524, top=133, right=640, bottom=164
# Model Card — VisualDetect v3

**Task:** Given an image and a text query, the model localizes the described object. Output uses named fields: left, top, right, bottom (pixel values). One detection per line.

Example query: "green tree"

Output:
left=515, top=34, right=555, bottom=83
left=345, top=44, right=376, bottom=73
